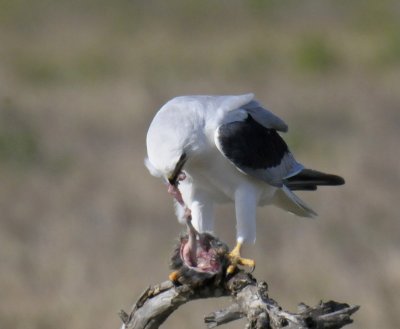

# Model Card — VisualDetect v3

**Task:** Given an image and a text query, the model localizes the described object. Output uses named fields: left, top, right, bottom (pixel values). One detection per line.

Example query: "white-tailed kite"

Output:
left=145, top=93, right=344, bottom=274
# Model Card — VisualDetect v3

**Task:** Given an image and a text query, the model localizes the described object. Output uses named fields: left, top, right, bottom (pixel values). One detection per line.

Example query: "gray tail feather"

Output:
left=272, top=186, right=317, bottom=218
left=284, top=169, right=345, bottom=191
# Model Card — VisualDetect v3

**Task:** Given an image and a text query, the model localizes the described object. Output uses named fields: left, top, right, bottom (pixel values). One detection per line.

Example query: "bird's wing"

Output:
left=218, top=95, right=288, bottom=132
left=214, top=109, right=303, bottom=187
left=240, top=100, right=288, bottom=132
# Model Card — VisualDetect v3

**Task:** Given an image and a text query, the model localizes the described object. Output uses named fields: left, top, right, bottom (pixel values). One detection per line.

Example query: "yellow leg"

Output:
left=229, top=241, right=242, bottom=258
left=226, top=242, right=255, bottom=274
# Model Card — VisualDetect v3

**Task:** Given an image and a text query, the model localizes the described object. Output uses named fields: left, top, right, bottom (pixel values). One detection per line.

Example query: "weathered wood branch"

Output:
left=119, top=234, right=359, bottom=329
left=119, top=270, right=359, bottom=329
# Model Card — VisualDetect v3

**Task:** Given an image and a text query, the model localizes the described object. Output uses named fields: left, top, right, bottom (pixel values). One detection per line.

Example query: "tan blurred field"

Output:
left=1, top=1, right=400, bottom=328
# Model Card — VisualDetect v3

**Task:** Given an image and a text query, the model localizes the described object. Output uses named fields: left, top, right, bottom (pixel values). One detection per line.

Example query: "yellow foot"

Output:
left=226, top=242, right=255, bottom=274
left=169, top=270, right=180, bottom=282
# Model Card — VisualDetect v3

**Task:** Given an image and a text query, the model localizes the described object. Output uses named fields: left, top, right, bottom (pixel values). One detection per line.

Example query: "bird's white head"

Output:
left=145, top=97, right=207, bottom=184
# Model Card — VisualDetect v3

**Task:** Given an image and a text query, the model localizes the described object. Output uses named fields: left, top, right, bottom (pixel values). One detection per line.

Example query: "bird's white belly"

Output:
left=185, top=150, right=277, bottom=205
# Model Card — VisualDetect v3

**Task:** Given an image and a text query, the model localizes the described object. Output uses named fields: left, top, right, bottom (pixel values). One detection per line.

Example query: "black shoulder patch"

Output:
left=218, top=114, right=289, bottom=169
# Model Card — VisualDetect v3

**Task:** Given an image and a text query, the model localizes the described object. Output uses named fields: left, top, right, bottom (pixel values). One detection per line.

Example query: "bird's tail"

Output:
left=272, top=185, right=317, bottom=218
left=284, top=169, right=345, bottom=191
left=272, top=169, right=344, bottom=218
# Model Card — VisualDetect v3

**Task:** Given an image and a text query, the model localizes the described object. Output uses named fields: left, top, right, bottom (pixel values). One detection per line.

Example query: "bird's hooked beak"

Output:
left=168, top=153, right=187, bottom=187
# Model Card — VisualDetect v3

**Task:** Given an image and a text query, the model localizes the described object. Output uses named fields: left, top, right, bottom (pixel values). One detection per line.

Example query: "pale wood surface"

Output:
left=119, top=270, right=359, bottom=329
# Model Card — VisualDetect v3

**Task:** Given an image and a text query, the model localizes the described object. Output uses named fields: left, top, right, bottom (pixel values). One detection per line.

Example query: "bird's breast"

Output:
left=185, top=149, right=274, bottom=204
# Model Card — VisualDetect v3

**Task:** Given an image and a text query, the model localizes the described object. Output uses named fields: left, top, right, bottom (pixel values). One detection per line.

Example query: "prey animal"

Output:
left=145, top=94, right=344, bottom=276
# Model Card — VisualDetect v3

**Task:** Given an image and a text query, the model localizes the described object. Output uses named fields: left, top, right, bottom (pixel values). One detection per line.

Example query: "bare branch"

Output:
left=119, top=235, right=359, bottom=329
left=119, top=270, right=359, bottom=329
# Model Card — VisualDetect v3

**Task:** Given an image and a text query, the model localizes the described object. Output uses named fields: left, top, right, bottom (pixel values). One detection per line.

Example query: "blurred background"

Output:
left=1, top=0, right=399, bottom=328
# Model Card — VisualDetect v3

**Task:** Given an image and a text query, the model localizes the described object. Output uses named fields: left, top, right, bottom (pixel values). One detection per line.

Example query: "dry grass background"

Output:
left=1, top=1, right=400, bottom=328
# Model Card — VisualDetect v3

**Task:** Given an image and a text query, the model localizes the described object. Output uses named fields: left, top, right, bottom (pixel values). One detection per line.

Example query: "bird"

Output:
left=145, top=93, right=344, bottom=274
